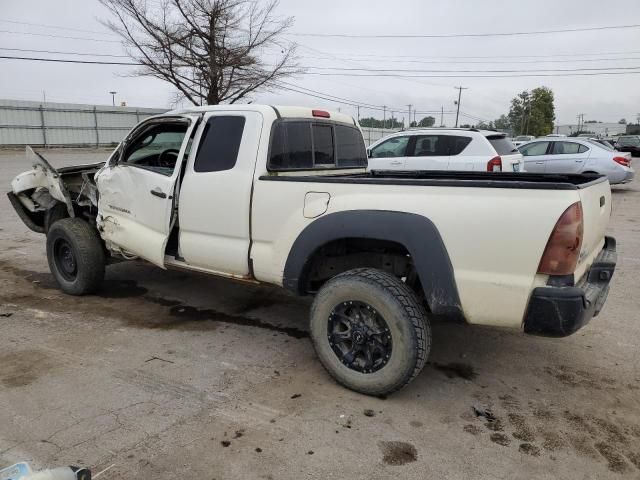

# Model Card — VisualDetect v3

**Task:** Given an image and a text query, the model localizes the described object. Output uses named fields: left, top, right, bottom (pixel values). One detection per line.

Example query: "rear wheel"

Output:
left=46, top=218, right=105, bottom=295
left=310, top=268, right=431, bottom=396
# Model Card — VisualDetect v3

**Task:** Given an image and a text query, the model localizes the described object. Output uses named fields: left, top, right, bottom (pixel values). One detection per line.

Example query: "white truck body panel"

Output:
left=9, top=105, right=615, bottom=332
left=251, top=179, right=592, bottom=327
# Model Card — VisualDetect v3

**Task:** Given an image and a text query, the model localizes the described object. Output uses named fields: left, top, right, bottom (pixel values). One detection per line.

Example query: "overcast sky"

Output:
left=1, top=0, right=639, bottom=126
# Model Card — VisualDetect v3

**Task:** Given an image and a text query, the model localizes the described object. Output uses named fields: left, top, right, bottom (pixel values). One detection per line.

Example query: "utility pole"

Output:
left=383, top=106, right=387, bottom=130
left=356, top=105, right=360, bottom=123
left=109, top=91, right=117, bottom=107
left=440, top=106, right=444, bottom=127
left=577, top=113, right=585, bottom=132
left=407, top=104, right=412, bottom=128
left=454, top=86, right=468, bottom=128
left=390, top=110, right=394, bottom=129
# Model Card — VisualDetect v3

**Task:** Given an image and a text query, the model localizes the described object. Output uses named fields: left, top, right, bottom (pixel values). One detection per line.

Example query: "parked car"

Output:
left=545, top=134, right=567, bottom=138
left=518, top=137, right=634, bottom=184
left=9, top=105, right=617, bottom=396
left=590, top=138, right=616, bottom=149
left=512, top=135, right=536, bottom=147
left=615, top=135, right=640, bottom=157
left=367, top=128, right=523, bottom=173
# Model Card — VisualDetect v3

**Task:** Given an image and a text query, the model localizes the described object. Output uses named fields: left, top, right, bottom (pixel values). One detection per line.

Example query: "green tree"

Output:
left=619, top=118, right=627, bottom=124
left=508, top=87, right=555, bottom=136
left=359, top=116, right=402, bottom=129
left=493, top=114, right=511, bottom=132
left=417, top=116, right=436, bottom=127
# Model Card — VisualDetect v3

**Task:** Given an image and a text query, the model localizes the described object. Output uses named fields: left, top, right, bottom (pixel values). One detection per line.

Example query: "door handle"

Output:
left=535, top=162, right=544, bottom=165
left=150, top=189, right=167, bottom=199
left=390, top=161, right=403, bottom=165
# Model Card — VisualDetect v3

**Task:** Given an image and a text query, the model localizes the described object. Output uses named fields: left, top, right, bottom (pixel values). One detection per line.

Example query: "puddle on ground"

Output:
left=379, top=441, right=418, bottom=466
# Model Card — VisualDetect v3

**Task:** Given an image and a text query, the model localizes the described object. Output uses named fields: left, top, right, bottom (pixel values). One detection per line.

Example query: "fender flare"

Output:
left=283, top=210, right=462, bottom=317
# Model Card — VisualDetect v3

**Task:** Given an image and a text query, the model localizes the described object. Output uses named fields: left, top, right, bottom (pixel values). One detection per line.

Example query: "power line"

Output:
left=0, top=29, right=121, bottom=43
left=0, top=47, right=129, bottom=58
left=0, top=19, right=114, bottom=36
left=4, top=54, right=640, bottom=80
left=289, top=50, right=640, bottom=60
left=0, top=55, right=138, bottom=65
left=302, top=71, right=640, bottom=78
left=286, top=23, right=640, bottom=39
left=291, top=54, right=640, bottom=66
left=304, top=65, right=640, bottom=74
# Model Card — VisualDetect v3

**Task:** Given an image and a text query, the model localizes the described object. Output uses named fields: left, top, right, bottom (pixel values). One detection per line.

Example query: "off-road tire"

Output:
left=44, top=202, right=69, bottom=233
left=46, top=218, right=105, bottom=295
left=310, top=268, right=431, bottom=396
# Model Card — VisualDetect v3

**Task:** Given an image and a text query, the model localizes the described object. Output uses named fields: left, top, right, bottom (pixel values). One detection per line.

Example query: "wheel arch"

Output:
left=283, top=210, right=462, bottom=317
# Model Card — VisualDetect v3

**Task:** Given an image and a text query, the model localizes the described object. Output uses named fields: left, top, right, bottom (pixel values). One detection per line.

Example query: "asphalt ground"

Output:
left=0, top=148, right=639, bottom=479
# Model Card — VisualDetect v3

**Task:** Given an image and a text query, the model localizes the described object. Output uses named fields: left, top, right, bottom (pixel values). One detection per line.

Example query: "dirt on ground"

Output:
left=0, top=149, right=639, bottom=479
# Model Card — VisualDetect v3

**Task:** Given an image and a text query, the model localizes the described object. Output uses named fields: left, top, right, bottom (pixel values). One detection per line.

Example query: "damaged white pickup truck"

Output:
left=8, top=105, right=617, bottom=395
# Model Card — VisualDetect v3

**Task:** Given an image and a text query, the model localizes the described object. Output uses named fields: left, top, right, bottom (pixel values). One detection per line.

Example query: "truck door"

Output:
left=177, top=111, right=263, bottom=276
left=96, top=115, right=199, bottom=267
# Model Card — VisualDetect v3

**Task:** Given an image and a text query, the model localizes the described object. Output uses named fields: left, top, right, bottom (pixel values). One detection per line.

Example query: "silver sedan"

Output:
left=518, top=138, right=634, bottom=184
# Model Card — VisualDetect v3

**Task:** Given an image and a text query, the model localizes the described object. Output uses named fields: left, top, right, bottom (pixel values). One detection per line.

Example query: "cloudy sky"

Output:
left=1, top=0, right=639, bottom=126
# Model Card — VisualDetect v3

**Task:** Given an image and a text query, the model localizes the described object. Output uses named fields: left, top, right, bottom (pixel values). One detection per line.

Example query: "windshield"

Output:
left=587, top=139, right=613, bottom=151
left=619, top=136, right=640, bottom=146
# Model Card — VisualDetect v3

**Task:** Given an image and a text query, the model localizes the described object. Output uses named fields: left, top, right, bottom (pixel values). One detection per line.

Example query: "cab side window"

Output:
left=122, top=123, right=189, bottom=176
left=370, top=136, right=410, bottom=158
left=194, top=116, right=246, bottom=172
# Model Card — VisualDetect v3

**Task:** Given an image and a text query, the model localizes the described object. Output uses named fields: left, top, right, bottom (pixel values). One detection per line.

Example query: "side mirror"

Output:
left=367, top=149, right=372, bottom=158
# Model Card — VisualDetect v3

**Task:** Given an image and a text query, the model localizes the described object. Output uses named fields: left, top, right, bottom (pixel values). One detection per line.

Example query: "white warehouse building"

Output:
left=553, top=122, right=627, bottom=137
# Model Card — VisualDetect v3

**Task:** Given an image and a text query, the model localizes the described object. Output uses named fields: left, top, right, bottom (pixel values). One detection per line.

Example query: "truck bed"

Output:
left=260, top=170, right=607, bottom=190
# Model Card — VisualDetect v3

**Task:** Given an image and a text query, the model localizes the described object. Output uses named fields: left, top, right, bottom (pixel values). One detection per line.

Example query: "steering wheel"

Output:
left=156, top=149, right=180, bottom=168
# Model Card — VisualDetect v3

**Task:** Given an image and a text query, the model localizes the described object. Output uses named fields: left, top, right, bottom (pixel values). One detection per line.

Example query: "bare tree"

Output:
left=99, top=0, right=300, bottom=105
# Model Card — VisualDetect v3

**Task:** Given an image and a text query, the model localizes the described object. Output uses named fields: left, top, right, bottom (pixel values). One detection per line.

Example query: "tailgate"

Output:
left=574, top=178, right=612, bottom=281
left=501, top=153, right=523, bottom=172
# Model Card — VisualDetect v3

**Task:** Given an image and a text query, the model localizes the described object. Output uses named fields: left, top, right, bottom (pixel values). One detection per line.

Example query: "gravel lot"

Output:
left=1, top=148, right=639, bottom=479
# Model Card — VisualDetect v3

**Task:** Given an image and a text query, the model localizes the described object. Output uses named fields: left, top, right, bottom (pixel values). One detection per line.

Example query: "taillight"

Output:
left=613, top=156, right=630, bottom=167
left=312, top=109, right=330, bottom=118
left=537, top=202, right=584, bottom=275
left=487, top=156, right=502, bottom=172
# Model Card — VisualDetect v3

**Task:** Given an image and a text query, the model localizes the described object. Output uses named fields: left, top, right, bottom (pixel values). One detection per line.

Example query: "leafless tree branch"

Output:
left=99, top=0, right=301, bottom=105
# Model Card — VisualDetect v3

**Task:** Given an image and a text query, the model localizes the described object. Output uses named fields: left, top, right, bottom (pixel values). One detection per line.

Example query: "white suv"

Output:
left=367, top=129, right=523, bottom=173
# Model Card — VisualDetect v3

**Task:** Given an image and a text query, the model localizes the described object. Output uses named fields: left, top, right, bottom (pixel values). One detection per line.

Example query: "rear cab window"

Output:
left=269, top=120, right=366, bottom=171
left=487, top=136, right=519, bottom=155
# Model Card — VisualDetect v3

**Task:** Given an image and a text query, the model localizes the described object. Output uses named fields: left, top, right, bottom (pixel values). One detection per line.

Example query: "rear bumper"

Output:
left=523, top=236, right=616, bottom=337
left=610, top=167, right=635, bottom=185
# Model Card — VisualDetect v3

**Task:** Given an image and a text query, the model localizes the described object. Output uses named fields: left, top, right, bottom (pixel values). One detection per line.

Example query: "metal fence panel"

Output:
left=0, top=99, right=166, bottom=147
left=359, top=127, right=401, bottom=146
left=0, top=99, right=404, bottom=148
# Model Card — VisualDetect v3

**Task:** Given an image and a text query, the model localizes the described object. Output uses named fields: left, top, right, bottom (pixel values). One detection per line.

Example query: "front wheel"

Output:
left=310, top=268, right=431, bottom=396
left=46, top=218, right=105, bottom=295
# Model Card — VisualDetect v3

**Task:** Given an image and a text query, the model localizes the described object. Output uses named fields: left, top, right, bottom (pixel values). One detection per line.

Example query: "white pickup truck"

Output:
left=8, top=105, right=617, bottom=396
